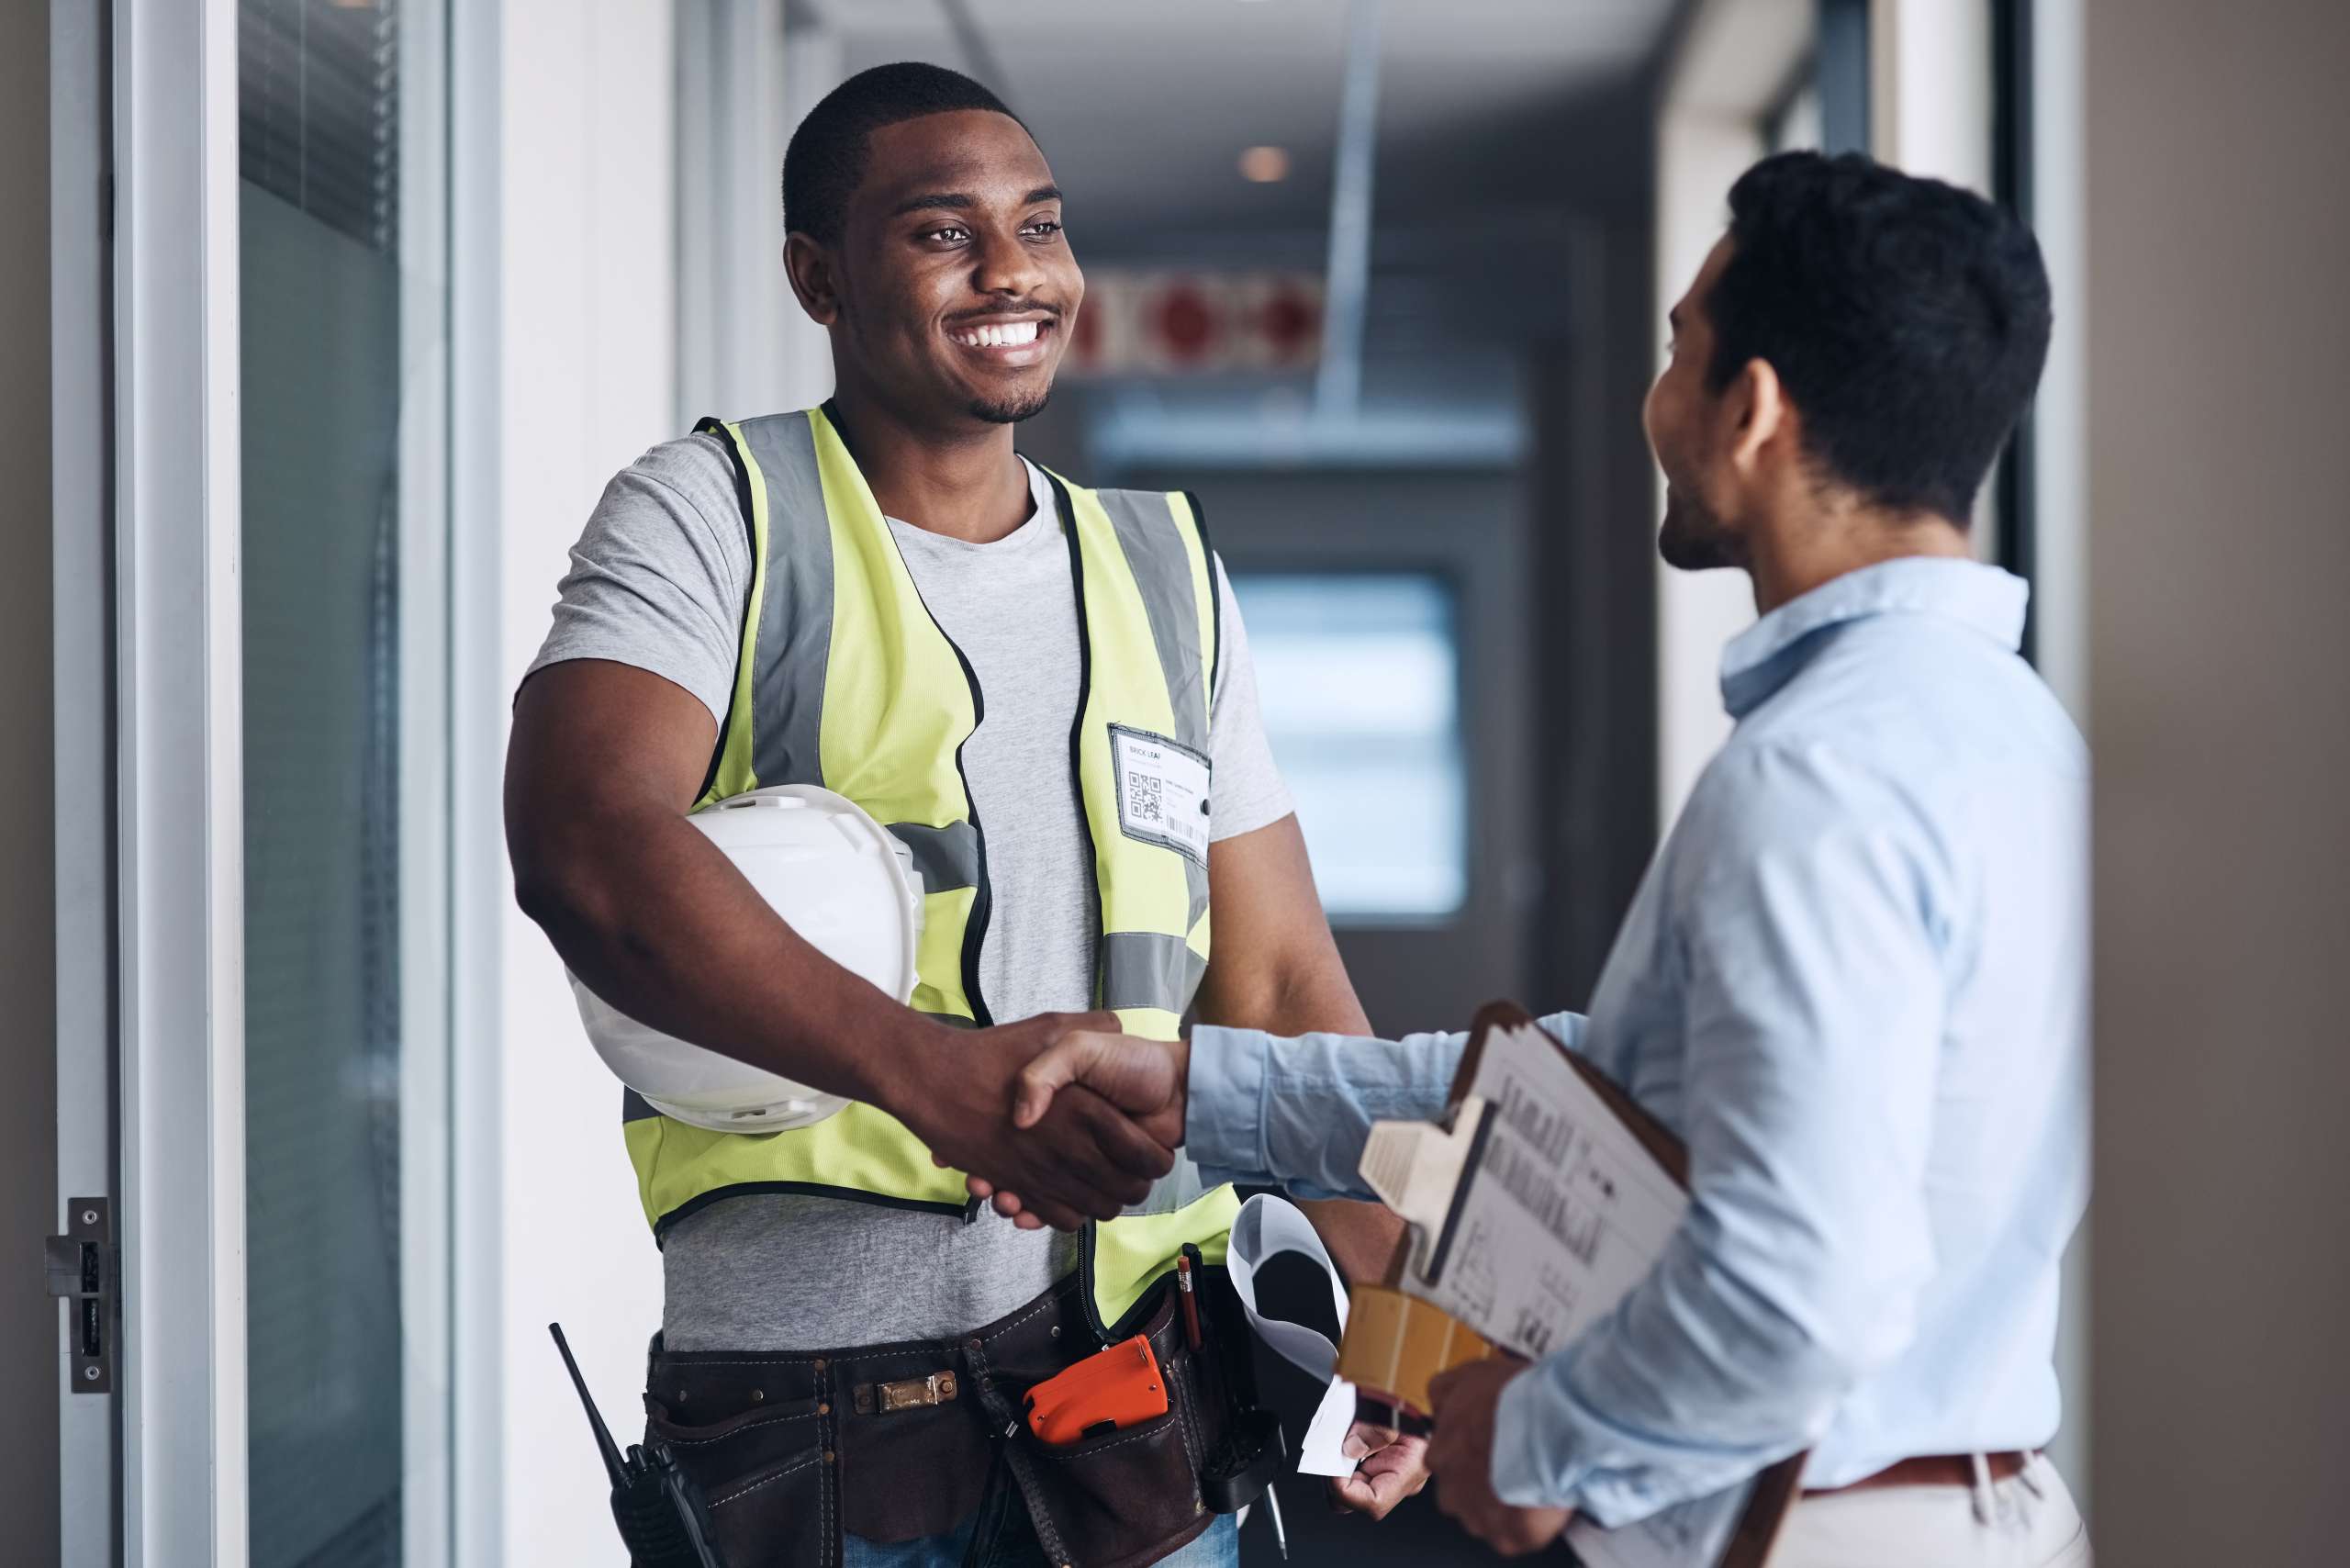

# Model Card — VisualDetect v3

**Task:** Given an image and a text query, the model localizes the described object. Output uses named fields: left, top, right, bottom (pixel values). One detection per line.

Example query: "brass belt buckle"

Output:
left=853, top=1370, right=959, bottom=1416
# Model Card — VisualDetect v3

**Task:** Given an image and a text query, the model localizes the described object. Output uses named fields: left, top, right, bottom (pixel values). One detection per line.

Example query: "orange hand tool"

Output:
left=1023, top=1333, right=1169, bottom=1447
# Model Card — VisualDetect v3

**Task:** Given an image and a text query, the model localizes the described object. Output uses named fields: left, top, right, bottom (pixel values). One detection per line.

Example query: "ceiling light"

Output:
left=1238, top=146, right=1292, bottom=184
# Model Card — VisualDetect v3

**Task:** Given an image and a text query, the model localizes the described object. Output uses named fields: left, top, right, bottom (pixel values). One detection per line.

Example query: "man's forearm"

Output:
left=1294, top=1199, right=1404, bottom=1285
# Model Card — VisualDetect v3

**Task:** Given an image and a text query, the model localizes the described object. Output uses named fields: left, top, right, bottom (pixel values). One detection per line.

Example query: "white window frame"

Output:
left=106, top=2, right=250, bottom=1563
left=447, top=0, right=507, bottom=1562
left=78, top=7, right=480, bottom=1562
left=398, top=2, right=459, bottom=1562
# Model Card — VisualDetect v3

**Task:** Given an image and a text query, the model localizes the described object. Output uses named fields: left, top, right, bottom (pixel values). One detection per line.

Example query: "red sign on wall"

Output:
left=1065, top=270, right=1324, bottom=377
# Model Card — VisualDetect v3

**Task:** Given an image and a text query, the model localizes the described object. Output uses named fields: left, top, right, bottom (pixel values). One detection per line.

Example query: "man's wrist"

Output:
left=856, top=1006, right=959, bottom=1126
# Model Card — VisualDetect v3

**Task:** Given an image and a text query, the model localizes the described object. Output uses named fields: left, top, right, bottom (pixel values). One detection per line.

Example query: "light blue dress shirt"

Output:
left=1188, top=557, right=2088, bottom=1524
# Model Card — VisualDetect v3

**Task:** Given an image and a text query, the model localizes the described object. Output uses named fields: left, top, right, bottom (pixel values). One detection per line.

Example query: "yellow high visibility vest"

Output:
left=621, top=406, right=1237, bottom=1335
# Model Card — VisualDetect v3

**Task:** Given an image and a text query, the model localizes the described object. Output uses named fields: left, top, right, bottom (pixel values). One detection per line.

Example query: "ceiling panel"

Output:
left=804, top=0, right=1678, bottom=249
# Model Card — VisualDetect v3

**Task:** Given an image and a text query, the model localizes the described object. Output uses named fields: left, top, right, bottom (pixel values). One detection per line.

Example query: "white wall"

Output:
left=673, top=0, right=839, bottom=424
left=468, top=4, right=678, bottom=1563
left=1651, top=0, right=1808, bottom=824
left=2026, top=0, right=2093, bottom=1504
left=2085, top=2, right=2350, bottom=1562
left=1867, top=0, right=1992, bottom=192
left=1867, top=0, right=2000, bottom=555
left=2028, top=0, right=2088, bottom=726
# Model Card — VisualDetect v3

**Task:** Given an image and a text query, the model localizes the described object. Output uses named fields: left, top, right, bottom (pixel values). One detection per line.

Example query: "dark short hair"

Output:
left=781, top=62, right=1025, bottom=244
left=1707, top=151, right=2052, bottom=523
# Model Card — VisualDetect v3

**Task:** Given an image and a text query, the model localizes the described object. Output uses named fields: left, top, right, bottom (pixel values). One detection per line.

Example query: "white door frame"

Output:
left=447, top=3, right=506, bottom=1562
left=67, top=5, right=490, bottom=1562
left=106, top=1, right=249, bottom=1562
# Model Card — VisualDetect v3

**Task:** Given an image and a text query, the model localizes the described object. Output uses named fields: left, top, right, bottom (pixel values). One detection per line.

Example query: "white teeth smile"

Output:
left=953, top=320, right=1043, bottom=349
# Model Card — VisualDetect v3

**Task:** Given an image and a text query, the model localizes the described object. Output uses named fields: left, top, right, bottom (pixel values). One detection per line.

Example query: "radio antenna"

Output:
left=549, top=1322, right=628, bottom=1484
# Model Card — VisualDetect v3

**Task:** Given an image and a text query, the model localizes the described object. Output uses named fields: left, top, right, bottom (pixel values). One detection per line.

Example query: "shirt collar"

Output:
left=1719, top=556, right=2031, bottom=718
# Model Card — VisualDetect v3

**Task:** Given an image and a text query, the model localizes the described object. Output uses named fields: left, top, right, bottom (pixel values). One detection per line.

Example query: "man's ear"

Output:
left=1728, top=356, right=1788, bottom=476
left=783, top=233, right=840, bottom=327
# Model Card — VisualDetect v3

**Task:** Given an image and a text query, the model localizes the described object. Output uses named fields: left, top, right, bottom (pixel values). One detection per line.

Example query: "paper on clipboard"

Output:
left=1418, top=1024, right=1689, bottom=1361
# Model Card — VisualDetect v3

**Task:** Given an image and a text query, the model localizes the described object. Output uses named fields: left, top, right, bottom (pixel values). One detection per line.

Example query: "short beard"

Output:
left=1657, top=488, right=1745, bottom=572
left=968, top=384, right=1052, bottom=425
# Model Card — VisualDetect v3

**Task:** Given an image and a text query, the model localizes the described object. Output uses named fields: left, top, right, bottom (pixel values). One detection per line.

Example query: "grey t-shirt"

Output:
left=527, top=432, right=1293, bottom=1349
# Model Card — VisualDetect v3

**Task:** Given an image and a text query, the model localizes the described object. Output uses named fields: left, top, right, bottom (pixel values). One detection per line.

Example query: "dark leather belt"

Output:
left=1805, top=1450, right=2030, bottom=1496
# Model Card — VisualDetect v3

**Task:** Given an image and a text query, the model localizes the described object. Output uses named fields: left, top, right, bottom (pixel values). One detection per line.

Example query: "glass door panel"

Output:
left=236, top=2, right=451, bottom=1563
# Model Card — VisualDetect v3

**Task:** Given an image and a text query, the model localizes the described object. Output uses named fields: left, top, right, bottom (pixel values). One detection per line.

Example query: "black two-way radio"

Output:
left=549, top=1322, right=726, bottom=1568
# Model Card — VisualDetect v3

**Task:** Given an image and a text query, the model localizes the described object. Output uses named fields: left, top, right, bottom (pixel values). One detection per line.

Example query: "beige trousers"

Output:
left=1768, top=1455, right=2091, bottom=1568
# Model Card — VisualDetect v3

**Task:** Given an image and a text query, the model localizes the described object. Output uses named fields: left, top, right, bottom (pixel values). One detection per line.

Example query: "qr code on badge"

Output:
left=1126, top=769, right=1164, bottom=825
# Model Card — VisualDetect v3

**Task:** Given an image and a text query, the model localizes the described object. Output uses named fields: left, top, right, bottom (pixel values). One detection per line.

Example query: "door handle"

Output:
left=44, top=1197, right=113, bottom=1394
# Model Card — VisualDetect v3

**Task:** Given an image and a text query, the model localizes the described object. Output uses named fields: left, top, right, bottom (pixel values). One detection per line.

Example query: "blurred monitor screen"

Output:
left=1230, top=571, right=1467, bottom=922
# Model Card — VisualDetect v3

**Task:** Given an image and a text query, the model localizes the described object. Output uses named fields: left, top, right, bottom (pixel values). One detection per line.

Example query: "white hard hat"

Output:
left=570, top=785, right=924, bottom=1133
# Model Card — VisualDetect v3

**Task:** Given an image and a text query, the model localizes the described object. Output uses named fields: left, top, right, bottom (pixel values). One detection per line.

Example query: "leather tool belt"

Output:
left=641, top=1265, right=1265, bottom=1568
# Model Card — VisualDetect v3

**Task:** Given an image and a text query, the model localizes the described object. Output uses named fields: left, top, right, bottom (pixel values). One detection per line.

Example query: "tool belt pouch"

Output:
left=968, top=1273, right=1233, bottom=1568
left=641, top=1373, right=830, bottom=1568
left=1182, top=1245, right=1287, bottom=1517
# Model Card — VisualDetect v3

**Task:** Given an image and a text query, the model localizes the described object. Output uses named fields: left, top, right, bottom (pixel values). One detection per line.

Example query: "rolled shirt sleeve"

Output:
left=1184, top=1023, right=1460, bottom=1199
left=1184, top=1012, right=1587, bottom=1201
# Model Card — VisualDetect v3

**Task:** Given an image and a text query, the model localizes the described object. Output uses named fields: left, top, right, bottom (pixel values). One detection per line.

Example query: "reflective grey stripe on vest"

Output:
left=737, top=412, right=834, bottom=788
left=1093, top=489, right=1209, bottom=753
left=1093, top=487, right=1214, bottom=939
left=887, top=821, right=979, bottom=894
left=1101, top=931, right=1211, bottom=1015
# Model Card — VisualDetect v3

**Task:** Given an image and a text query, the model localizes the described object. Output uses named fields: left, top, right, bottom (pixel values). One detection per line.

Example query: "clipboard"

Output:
left=1351, top=1002, right=1807, bottom=1568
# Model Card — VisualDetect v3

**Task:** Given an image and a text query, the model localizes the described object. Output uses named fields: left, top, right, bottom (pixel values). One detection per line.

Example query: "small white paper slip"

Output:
left=1221, top=1193, right=1360, bottom=1478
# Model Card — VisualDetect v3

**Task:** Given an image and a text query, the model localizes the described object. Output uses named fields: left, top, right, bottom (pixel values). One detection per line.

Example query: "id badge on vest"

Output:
left=1110, top=723, right=1211, bottom=866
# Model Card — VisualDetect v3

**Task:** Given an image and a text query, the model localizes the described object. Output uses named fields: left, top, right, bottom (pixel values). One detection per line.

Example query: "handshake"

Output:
left=916, top=1011, right=1466, bottom=1531
left=907, top=1011, right=1192, bottom=1231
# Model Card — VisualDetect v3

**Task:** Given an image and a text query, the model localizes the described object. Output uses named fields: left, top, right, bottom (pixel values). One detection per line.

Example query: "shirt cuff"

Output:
left=1493, top=1352, right=1590, bottom=1511
left=1490, top=1350, right=1673, bottom=1527
left=1184, top=1025, right=1275, bottom=1183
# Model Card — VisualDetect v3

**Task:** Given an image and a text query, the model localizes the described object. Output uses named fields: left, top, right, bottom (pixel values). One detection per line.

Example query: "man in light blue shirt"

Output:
left=1166, top=547, right=2087, bottom=1562
left=970, top=151, right=2088, bottom=1564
